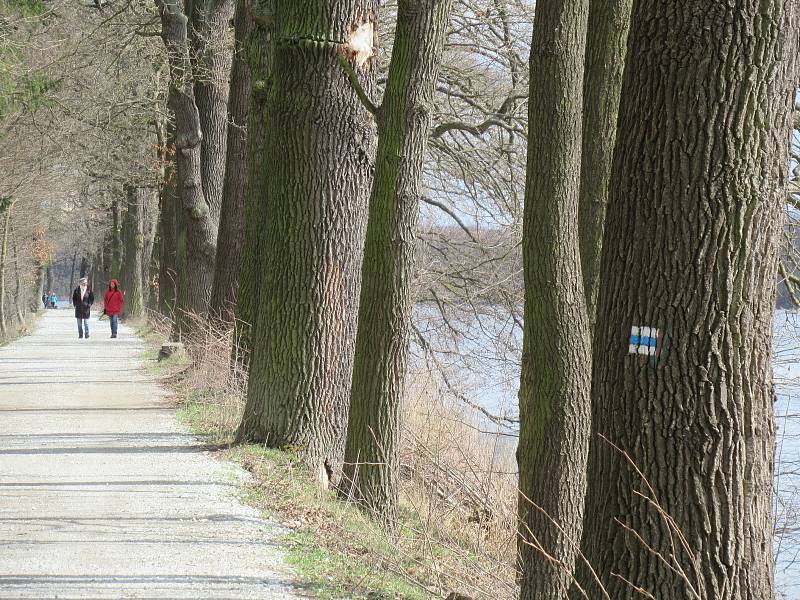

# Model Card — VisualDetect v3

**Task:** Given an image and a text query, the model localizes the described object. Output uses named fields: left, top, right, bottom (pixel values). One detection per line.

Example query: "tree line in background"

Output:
left=1, top=0, right=799, bottom=597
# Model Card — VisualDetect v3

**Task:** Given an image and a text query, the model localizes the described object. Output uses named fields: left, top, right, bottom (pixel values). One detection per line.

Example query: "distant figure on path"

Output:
left=103, top=279, right=124, bottom=339
left=72, top=277, right=94, bottom=339
left=49, top=292, right=57, bottom=309
left=41, top=293, right=47, bottom=309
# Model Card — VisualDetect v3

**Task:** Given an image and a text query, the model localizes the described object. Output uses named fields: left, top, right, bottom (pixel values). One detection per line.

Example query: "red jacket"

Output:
left=103, top=280, right=125, bottom=315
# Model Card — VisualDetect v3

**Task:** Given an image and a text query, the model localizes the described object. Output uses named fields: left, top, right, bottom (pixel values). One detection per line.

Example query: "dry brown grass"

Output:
left=143, top=310, right=520, bottom=599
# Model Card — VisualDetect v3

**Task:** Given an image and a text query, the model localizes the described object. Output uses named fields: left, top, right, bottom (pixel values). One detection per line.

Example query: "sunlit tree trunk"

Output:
left=0, top=206, right=11, bottom=335
left=578, top=0, right=633, bottom=328
left=341, top=0, right=452, bottom=526
left=576, top=2, right=798, bottom=598
left=237, top=0, right=378, bottom=483
left=156, top=0, right=219, bottom=320
left=516, top=0, right=591, bottom=598
left=121, top=186, right=145, bottom=320
left=210, top=0, right=252, bottom=322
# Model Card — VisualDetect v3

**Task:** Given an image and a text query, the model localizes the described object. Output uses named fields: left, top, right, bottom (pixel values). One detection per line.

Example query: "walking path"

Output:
left=0, top=310, right=299, bottom=599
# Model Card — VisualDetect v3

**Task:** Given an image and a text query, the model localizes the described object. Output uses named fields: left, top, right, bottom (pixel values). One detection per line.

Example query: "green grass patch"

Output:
left=223, top=443, right=433, bottom=600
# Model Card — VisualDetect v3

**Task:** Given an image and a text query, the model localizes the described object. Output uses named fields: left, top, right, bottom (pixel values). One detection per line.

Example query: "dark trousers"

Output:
left=77, top=318, right=89, bottom=338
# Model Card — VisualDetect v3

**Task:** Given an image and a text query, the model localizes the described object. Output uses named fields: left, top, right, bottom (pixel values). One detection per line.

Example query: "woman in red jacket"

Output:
left=103, top=279, right=125, bottom=338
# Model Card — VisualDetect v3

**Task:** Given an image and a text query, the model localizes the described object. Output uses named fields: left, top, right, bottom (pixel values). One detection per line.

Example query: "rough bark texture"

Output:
left=340, top=0, right=452, bottom=526
left=209, top=0, right=253, bottom=321
left=190, top=0, right=233, bottom=313
left=121, top=186, right=145, bottom=320
left=156, top=0, right=219, bottom=318
left=237, top=0, right=378, bottom=483
left=110, top=201, right=122, bottom=279
left=575, top=3, right=798, bottom=599
left=159, top=147, right=179, bottom=317
left=10, top=222, right=23, bottom=323
left=231, top=0, right=273, bottom=368
left=516, top=0, right=591, bottom=598
left=578, top=0, right=633, bottom=328
left=0, top=207, right=10, bottom=335
left=140, top=187, right=158, bottom=308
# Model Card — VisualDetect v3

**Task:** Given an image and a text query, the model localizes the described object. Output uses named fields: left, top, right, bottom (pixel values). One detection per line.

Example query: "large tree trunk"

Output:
left=121, top=186, right=145, bottom=320
left=69, top=250, right=78, bottom=295
left=10, top=222, right=23, bottom=323
left=340, top=0, right=452, bottom=526
left=236, top=0, right=378, bottom=483
left=140, top=187, right=159, bottom=309
left=190, top=0, right=233, bottom=315
left=159, top=136, right=179, bottom=318
left=156, top=0, right=219, bottom=319
left=0, top=206, right=10, bottom=336
left=577, top=0, right=633, bottom=328
left=232, top=0, right=273, bottom=368
left=575, top=2, right=798, bottom=598
left=516, top=0, right=591, bottom=598
left=209, top=0, right=253, bottom=322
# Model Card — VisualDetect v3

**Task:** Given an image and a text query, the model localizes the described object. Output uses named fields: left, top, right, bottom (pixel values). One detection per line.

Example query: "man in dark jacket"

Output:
left=72, top=277, right=94, bottom=339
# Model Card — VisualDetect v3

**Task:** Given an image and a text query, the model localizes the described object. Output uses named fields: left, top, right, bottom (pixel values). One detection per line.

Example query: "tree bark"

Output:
left=0, top=206, right=10, bottom=335
left=121, top=186, right=145, bottom=320
left=190, top=0, right=234, bottom=315
left=10, top=222, right=23, bottom=323
left=232, top=0, right=273, bottom=368
left=575, top=2, right=798, bottom=598
left=340, top=0, right=452, bottom=526
left=516, top=0, right=591, bottom=599
left=578, top=0, right=633, bottom=329
left=209, top=0, right=253, bottom=322
left=159, top=134, right=179, bottom=318
left=156, top=0, right=219, bottom=319
left=236, top=0, right=378, bottom=483
left=141, top=187, right=159, bottom=308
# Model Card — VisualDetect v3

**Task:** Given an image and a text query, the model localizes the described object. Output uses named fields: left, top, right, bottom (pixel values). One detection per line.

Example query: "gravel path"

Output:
left=0, top=310, right=300, bottom=599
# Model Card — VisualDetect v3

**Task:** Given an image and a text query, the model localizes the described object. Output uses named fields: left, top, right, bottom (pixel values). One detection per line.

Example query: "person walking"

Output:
left=49, top=292, right=57, bottom=309
left=41, top=293, right=47, bottom=309
left=103, top=279, right=124, bottom=339
left=72, top=277, right=94, bottom=339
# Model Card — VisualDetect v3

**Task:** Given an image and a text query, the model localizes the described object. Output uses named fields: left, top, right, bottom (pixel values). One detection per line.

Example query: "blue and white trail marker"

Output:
left=629, top=325, right=660, bottom=356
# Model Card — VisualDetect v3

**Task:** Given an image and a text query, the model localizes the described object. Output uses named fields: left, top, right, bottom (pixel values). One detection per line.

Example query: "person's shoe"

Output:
left=111, top=334, right=116, bottom=338
left=78, top=335, right=83, bottom=339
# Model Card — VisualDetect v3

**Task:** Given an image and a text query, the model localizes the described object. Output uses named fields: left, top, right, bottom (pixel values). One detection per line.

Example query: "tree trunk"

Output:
left=10, top=222, right=23, bottom=323
left=140, top=187, right=158, bottom=308
left=209, top=0, right=253, bottom=322
left=159, top=136, right=179, bottom=318
left=121, top=186, right=145, bottom=320
left=577, top=0, right=633, bottom=329
left=111, top=198, right=122, bottom=278
left=0, top=207, right=10, bottom=335
left=516, top=0, right=591, bottom=598
left=156, top=0, right=219, bottom=319
left=69, top=250, right=78, bottom=296
left=575, top=2, right=798, bottom=599
left=190, top=0, right=234, bottom=314
left=340, top=0, right=452, bottom=526
left=33, top=263, right=44, bottom=313
left=45, top=265, right=52, bottom=296
left=236, top=0, right=378, bottom=483
left=232, top=0, right=273, bottom=368
left=79, top=257, right=88, bottom=279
